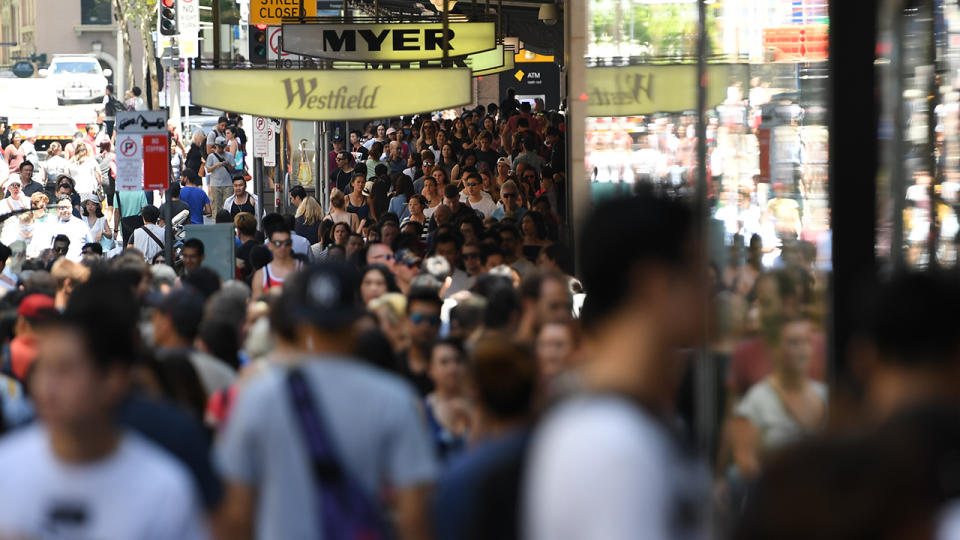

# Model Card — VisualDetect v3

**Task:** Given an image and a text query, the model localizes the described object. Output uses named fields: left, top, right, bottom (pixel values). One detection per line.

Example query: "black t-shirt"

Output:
left=396, top=351, right=435, bottom=397
left=475, top=149, right=500, bottom=174
left=330, top=168, right=353, bottom=193
left=21, top=180, right=43, bottom=197
left=236, top=239, right=258, bottom=280
left=295, top=215, right=320, bottom=245
left=185, top=143, right=204, bottom=173
left=159, top=199, right=191, bottom=223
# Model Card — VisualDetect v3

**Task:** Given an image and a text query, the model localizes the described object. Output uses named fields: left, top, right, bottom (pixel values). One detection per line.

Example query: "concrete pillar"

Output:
left=566, top=0, right=589, bottom=272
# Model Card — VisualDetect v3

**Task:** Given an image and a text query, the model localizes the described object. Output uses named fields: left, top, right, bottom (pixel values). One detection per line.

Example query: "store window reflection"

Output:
left=583, top=0, right=832, bottom=510
left=877, top=0, right=960, bottom=269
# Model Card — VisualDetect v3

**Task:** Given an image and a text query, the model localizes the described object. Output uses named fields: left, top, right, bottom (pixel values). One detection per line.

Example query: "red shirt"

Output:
left=726, top=333, right=827, bottom=396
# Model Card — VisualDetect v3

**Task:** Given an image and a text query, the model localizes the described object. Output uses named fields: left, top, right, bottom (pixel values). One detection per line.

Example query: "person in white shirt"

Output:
left=459, top=172, right=497, bottom=219
left=128, top=205, right=165, bottom=263
left=524, top=194, right=708, bottom=540
left=33, top=195, right=92, bottom=261
left=0, top=279, right=208, bottom=540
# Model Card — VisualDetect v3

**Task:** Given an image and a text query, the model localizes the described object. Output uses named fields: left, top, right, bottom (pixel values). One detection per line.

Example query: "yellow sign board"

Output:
left=586, top=64, right=748, bottom=117
left=281, top=22, right=496, bottom=61
left=191, top=68, right=473, bottom=121
left=250, top=0, right=317, bottom=25
left=473, top=49, right=514, bottom=76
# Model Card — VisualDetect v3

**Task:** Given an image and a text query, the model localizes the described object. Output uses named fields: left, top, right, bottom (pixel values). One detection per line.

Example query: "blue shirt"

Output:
left=179, top=186, right=210, bottom=224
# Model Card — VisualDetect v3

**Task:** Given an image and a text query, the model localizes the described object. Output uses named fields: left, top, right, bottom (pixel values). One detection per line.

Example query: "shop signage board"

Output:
left=115, top=111, right=169, bottom=191
left=191, top=68, right=473, bottom=121
left=281, top=22, right=496, bottom=61
left=264, top=121, right=277, bottom=166
left=585, top=64, right=749, bottom=117
left=250, top=0, right=316, bottom=25
left=473, top=48, right=514, bottom=76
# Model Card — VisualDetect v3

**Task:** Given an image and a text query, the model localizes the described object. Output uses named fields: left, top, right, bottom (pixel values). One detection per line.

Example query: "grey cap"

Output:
left=215, top=136, right=227, bottom=146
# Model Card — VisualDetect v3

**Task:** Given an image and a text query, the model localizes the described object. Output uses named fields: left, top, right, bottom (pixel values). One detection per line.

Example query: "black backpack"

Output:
left=104, top=95, right=124, bottom=116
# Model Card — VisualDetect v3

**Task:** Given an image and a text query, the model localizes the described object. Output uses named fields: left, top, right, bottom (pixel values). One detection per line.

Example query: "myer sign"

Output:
left=281, top=22, right=496, bottom=61
left=586, top=63, right=749, bottom=117
left=191, top=68, right=473, bottom=121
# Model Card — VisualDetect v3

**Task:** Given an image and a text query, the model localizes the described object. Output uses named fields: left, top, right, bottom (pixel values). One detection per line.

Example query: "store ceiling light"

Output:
left=538, top=3, right=559, bottom=25
left=429, top=0, right=458, bottom=12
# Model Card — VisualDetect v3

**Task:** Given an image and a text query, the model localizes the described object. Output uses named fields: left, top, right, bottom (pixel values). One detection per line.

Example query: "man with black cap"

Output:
left=217, top=263, right=438, bottom=539
left=206, top=136, right=235, bottom=215
left=328, top=134, right=345, bottom=174
left=128, top=205, right=164, bottom=263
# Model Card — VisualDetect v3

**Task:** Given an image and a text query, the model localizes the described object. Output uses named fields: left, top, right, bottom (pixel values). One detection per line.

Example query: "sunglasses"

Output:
left=53, top=246, right=68, bottom=254
left=503, top=193, right=518, bottom=199
left=410, top=312, right=441, bottom=326
left=270, top=239, right=293, bottom=247
left=423, top=162, right=434, bottom=166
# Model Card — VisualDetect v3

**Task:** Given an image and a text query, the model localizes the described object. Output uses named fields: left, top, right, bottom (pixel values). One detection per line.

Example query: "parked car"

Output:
left=39, top=55, right=112, bottom=105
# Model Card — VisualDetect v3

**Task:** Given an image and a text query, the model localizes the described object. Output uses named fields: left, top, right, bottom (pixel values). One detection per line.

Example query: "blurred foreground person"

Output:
left=524, top=193, right=707, bottom=540
left=0, top=278, right=208, bottom=539
left=216, top=263, right=437, bottom=539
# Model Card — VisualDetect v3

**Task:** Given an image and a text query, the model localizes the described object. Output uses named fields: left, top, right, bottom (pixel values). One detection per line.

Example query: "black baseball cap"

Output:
left=281, top=262, right=362, bottom=329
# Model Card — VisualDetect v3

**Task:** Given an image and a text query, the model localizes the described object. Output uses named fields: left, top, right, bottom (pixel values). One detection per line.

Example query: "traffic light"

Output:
left=249, top=24, right=268, bottom=64
left=159, top=0, right=177, bottom=36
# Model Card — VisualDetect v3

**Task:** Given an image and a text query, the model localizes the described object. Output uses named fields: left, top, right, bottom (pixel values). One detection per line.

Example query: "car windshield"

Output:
left=51, top=61, right=100, bottom=75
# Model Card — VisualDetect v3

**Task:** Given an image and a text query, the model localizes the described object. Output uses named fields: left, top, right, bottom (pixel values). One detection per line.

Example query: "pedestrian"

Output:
left=250, top=222, right=302, bottom=301
left=179, top=170, right=211, bottom=225
left=523, top=193, right=708, bottom=540
left=69, top=144, right=102, bottom=198
left=4, top=131, right=25, bottom=174
left=0, top=278, right=209, bottom=539
left=223, top=176, right=258, bottom=218
left=128, top=205, right=165, bottom=264
left=205, top=136, right=235, bottom=214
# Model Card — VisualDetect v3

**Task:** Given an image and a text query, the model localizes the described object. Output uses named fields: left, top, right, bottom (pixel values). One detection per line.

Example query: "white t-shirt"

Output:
left=461, top=192, right=497, bottom=219
left=71, top=158, right=100, bottom=195
left=0, top=424, right=208, bottom=540
left=131, top=223, right=165, bottom=262
left=524, top=395, right=707, bottom=540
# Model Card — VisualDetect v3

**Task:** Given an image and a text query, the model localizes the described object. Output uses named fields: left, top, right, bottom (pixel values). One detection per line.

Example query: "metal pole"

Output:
left=442, top=0, right=450, bottom=62
left=254, top=157, right=263, bottom=226
left=280, top=120, right=288, bottom=214
left=115, top=21, right=125, bottom=96
left=213, top=0, right=221, bottom=68
left=320, top=121, right=330, bottom=212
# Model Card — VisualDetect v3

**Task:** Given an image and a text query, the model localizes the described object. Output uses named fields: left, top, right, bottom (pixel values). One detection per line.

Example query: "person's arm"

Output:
left=730, top=416, right=762, bottom=479
left=102, top=217, right=113, bottom=239
left=203, top=203, right=212, bottom=216
left=214, top=482, right=255, bottom=540
left=394, top=484, right=432, bottom=540
left=250, top=269, right=264, bottom=301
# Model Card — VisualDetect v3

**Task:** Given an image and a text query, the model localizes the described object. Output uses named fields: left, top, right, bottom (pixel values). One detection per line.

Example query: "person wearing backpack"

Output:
left=99, top=84, right=124, bottom=138
left=216, top=263, right=438, bottom=540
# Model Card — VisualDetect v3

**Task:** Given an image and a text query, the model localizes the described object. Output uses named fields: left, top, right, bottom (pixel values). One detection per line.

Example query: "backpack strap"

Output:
left=141, top=225, right=164, bottom=250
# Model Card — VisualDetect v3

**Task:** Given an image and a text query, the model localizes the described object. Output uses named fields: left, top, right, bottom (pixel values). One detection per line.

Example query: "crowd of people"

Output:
left=0, top=91, right=956, bottom=539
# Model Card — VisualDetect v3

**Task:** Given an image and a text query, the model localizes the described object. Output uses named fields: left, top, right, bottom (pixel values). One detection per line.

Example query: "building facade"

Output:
left=0, top=0, right=146, bottom=91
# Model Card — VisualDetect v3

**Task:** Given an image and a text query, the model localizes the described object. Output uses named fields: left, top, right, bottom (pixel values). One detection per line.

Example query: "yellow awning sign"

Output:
left=250, top=0, right=316, bottom=25
left=472, top=48, right=514, bottom=76
left=586, top=64, right=749, bottom=117
left=281, top=22, right=496, bottom=62
left=191, top=68, right=473, bottom=121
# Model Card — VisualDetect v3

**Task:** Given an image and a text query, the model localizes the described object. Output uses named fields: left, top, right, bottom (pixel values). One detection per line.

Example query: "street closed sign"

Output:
left=282, top=22, right=496, bottom=61
left=192, top=68, right=472, bottom=121
left=251, top=0, right=316, bottom=25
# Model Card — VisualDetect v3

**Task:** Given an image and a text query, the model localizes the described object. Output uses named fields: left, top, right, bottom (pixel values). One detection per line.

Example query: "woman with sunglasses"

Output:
left=251, top=224, right=302, bottom=301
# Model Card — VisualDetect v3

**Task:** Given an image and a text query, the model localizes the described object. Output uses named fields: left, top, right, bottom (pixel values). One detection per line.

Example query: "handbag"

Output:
left=286, top=368, right=392, bottom=540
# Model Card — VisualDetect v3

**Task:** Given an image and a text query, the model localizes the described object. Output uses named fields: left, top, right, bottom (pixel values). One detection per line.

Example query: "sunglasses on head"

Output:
left=270, top=239, right=293, bottom=247
left=410, top=312, right=441, bottom=326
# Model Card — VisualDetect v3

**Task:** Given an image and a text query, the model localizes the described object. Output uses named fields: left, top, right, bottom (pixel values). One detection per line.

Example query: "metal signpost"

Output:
left=115, top=111, right=174, bottom=267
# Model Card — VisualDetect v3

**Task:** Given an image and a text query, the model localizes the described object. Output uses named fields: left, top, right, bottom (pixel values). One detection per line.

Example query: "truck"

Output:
left=0, top=77, right=98, bottom=151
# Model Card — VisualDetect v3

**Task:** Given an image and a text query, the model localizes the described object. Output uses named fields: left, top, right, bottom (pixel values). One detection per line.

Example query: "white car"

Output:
left=39, top=55, right=112, bottom=105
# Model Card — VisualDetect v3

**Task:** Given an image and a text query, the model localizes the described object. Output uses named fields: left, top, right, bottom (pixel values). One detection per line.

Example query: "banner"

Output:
left=281, top=22, right=496, bottom=61
left=191, top=68, right=473, bottom=121
left=585, top=64, right=749, bottom=117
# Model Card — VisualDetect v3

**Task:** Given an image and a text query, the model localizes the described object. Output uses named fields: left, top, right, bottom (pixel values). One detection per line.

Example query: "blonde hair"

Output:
left=51, top=259, right=91, bottom=289
left=30, top=192, right=49, bottom=207
left=296, top=196, right=323, bottom=225
left=368, top=292, right=407, bottom=323
left=330, top=188, right=346, bottom=209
